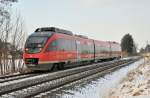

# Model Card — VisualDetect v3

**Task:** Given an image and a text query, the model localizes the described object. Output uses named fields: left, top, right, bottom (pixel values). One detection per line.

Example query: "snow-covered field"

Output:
left=105, top=58, right=150, bottom=98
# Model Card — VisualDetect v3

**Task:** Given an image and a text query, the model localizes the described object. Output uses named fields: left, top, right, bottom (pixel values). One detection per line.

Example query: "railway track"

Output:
left=0, top=73, right=26, bottom=79
left=0, top=58, right=138, bottom=98
left=0, top=73, right=43, bottom=84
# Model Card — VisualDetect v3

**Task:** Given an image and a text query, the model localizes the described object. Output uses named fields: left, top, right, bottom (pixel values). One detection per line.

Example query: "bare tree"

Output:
left=0, top=12, right=26, bottom=75
left=0, top=0, right=16, bottom=74
left=0, top=17, right=12, bottom=74
left=10, top=12, right=26, bottom=72
left=0, top=0, right=27, bottom=75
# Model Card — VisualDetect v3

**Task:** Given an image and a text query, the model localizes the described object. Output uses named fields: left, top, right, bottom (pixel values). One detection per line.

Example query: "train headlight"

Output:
left=25, top=48, right=29, bottom=51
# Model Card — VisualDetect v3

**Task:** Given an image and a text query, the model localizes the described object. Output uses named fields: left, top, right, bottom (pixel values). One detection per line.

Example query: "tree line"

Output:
left=0, top=0, right=26, bottom=75
left=140, top=44, right=150, bottom=53
left=121, top=33, right=137, bottom=56
left=121, top=33, right=149, bottom=56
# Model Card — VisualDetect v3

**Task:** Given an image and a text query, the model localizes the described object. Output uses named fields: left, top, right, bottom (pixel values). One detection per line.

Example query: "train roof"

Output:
left=32, top=27, right=119, bottom=45
left=75, top=34, right=88, bottom=39
left=29, top=31, right=53, bottom=37
left=109, top=41, right=120, bottom=45
left=35, top=27, right=73, bottom=36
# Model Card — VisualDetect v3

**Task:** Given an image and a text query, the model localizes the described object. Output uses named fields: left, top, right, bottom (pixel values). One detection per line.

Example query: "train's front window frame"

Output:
left=25, top=36, right=49, bottom=53
left=25, top=36, right=48, bottom=48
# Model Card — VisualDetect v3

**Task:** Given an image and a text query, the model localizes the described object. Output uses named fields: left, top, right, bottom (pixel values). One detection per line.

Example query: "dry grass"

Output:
left=104, top=58, right=150, bottom=98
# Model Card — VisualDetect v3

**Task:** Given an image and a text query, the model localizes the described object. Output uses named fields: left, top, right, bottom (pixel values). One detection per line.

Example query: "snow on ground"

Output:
left=56, top=59, right=144, bottom=98
left=105, top=58, right=150, bottom=98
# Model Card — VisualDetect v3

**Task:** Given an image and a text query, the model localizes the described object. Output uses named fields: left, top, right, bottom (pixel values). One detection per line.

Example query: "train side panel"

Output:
left=75, top=37, right=95, bottom=62
left=53, top=33, right=77, bottom=63
left=94, top=40, right=111, bottom=60
left=110, top=42, right=121, bottom=58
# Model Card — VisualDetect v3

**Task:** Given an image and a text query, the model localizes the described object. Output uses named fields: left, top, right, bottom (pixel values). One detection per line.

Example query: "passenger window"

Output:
left=46, top=38, right=76, bottom=52
left=57, top=38, right=76, bottom=51
left=46, top=40, right=57, bottom=51
left=57, top=39, right=65, bottom=51
left=51, top=40, right=57, bottom=46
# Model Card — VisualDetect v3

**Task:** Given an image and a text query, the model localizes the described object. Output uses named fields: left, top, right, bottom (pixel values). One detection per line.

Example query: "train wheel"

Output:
left=57, top=63, right=64, bottom=70
left=51, top=64, right=58, bottom=71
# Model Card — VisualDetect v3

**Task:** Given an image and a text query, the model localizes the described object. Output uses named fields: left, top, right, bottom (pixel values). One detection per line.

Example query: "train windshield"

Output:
left=26, top=36, right=48, bottom=48
left=25, top=36, right=48, bottom=53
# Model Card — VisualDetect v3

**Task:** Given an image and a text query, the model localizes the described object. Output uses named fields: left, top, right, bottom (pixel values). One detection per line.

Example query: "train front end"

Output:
left=23, top=30, right=55, bottom=71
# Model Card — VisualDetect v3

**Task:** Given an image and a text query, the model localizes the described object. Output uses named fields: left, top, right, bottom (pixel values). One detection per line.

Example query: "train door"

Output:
left=76, top=40, right=81, bottom=62
left=109, top=42, right=112, bottom=57
left=93, top=40, right=96, bottom=61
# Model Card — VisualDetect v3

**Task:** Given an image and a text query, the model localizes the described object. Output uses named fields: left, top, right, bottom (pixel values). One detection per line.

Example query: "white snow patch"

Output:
left=105, top=59, right=150, bottom=98
left=61, top=59, right=144, bottom=98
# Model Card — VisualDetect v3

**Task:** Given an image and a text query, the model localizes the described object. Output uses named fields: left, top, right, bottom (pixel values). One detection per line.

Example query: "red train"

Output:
left=23, top=27, right=121, bottom=71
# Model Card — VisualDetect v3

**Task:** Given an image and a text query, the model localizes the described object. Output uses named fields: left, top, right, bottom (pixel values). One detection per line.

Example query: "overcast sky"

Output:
left=12, top=0, right=150, bottom=49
